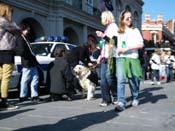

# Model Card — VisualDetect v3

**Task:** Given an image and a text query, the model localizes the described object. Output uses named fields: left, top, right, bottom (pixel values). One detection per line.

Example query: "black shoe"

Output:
left=166, top=80, right=170, bottom=83
left=47, top=94, right=62, bottom=102
left=31, top=97, right=41, bottom=104
left=0, top=102, right=19, bottom=111
left=19, top=97, right=29, bottom=102
left=44, top=95, right=59, bottom=102
left=62, top=94, right=73, bottom=101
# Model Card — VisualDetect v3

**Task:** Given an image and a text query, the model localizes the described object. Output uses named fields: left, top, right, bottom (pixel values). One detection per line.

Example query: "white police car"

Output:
left=9, top=39, right=76, bottom=89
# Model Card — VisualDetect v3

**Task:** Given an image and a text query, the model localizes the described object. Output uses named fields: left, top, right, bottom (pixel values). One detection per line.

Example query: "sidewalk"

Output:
left=0, top=81, right=175, bottom=131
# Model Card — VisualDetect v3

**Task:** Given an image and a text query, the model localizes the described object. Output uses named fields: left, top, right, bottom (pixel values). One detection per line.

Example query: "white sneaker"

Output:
left=151, top=81, right=154, bottom=85
left=114, top=102, right=125, bottom=112
left=99, top=102, right=108, bottom=107
left=132, top=99, right=139, bottom=107
left=157, top=82, right=161, bottom=85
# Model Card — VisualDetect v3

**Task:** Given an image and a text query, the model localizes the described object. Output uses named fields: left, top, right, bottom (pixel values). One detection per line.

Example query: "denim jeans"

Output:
left=0, top=64, right=13, bottom=98
left=100, top=63, right=117, bottom=103
left=20, top=67, right=39, bottom=98
left=165, top=67, right=171, bottom=81
left=151, top=70, right=160, bottom=82
left=117, top=58, right=140, bottom=104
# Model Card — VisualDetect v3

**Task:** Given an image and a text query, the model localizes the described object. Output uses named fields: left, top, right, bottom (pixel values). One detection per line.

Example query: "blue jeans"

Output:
left=100, top=63, right=117, bottom=103
left=20, top=67, right=39, bottom=98
left=151, top=70, right=160, bottom=81
left=117, top=58, right=140, bottom=104
left=165, top=67, right=171, bottom=81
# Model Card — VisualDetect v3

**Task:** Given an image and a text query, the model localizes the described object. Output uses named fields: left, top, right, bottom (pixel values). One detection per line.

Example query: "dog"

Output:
left=73, top=65, right=98, bottom=100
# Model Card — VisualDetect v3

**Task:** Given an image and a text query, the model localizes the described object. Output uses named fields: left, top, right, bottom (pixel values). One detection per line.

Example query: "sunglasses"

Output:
left=125, top=17, right=132, bottom=21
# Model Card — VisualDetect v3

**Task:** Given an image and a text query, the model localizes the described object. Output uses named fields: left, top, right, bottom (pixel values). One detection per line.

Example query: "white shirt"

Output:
left=101, top=22, right=118, bottom=58
left=117, top=28, right=144, bottom=58
left=150, top=53, right=161, bottom=70
left=164, top=55, right=175, bottom=65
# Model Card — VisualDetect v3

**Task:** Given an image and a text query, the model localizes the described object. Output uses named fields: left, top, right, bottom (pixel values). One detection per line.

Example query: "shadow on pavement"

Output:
left=139, top=86, right=168, bottom=105
left=0, top=109, right=34, bottom=120
left=14, top=109, right=118, bottom=131
left=123, top=86, right=168, bottom=109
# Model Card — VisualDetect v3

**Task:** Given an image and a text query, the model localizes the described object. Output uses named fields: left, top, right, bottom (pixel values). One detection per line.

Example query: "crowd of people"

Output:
left=0, top=4, right=143, bottom=111
left=0, top=3, right=174, bottom=112
left=149, top=49, right=175, bottom=85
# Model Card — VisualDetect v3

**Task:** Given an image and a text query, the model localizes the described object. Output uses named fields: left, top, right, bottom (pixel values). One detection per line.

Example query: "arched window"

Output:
left=20, top=18, right=45, bottom=42
left=64, top=27, right=79, bottom=44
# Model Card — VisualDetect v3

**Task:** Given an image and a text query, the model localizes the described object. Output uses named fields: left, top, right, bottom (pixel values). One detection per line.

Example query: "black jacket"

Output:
left=16, top=35, right=39, bottom=67
left=66, top=46, right=91, bottom=67
left=0, top=50, right=15, bottom=64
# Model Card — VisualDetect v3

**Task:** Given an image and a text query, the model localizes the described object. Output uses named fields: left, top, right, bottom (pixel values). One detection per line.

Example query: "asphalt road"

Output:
left=0, top=80, right=175, bottom=131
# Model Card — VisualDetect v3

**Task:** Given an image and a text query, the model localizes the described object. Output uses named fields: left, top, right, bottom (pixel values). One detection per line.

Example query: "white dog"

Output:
left=73, top=65, right=98, bottom=100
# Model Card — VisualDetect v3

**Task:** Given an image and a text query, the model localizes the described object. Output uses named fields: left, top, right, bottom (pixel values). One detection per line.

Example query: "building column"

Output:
left=82, top=0, right=86, bottom=12
left=113, top=0, right=116, bottom=14
left=47, top=14, right=57, bottom=36
left=83, top=25, right=87, bottom=42
left=57, top=16, right=64, bottom=36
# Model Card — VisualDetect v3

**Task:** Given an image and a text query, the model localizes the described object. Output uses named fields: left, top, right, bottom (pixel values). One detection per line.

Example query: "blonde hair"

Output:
left=166, top=50, right=172, bottom=55
left=118, top=10, right=134, bottom=33
left=155, top=48, right=161, bottom=55
left=0, top=3, right=13, bottom=20
left=101, top=11, right=115, bottom=26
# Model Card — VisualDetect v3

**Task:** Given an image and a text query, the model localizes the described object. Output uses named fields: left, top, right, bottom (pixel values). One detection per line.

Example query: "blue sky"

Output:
left=142, top=0, right=175, bottom=21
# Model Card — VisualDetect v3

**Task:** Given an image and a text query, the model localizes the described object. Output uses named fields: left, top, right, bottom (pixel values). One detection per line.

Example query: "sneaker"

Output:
left=62, top=94, right=73, bottom=101
left=112, top=98, right=118, bottom=105
left=113, top=101, right=118, bottom=105
left=0, top=103, right=19, bottom=111
left=31, top=97, right=42, bottom=104
left=151, top=81, right=154, bottom=85
left=132, top=99, right=139, bottom=107
left=99, top=102, right=108, bottom=107
left=157, top=82, right=161, bottom=85
left=19, top=97, right=29, bottom=102
left=114, top=102, right=125, bottom=112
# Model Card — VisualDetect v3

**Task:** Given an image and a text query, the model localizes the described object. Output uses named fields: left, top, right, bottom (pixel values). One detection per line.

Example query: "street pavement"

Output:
left=0, top=80, right=175, bottom=131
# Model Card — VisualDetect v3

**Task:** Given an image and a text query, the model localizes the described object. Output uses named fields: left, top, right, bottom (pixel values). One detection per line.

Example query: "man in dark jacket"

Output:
left=47, top=47, right=74, bottom=101
left=66, top=43, right=93, bottom=93
left=16, top=23, right=40, bottom=103
left=67, top=43, right=92, bottom=67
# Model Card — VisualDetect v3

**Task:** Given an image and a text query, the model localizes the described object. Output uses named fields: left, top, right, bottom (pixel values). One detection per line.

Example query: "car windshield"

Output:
left=67, top=44, right=76, bottom=49
left=31, top=43, right=53, bottom=56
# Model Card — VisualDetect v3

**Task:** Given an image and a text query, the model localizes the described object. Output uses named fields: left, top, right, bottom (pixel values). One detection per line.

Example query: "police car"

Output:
left=9, top=36, right=76, bottom=89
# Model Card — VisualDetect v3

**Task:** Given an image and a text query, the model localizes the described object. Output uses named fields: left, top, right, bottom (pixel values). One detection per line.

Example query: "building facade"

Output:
left=0, top=0, right=143, bottom=44
left=166, top=20, right=175, bottom=35
left=142, top=14, right=175, bottom=48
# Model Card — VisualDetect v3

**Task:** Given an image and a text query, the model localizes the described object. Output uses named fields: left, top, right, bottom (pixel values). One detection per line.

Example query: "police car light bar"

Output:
left=35, top=36, right=69, bottom=42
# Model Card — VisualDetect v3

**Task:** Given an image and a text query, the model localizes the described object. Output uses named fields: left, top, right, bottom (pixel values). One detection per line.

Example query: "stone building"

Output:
left=0, top=0, right=143, bottom=44
left=142, top=14, right=175, bottom=48
left=166, top=20, right=175, bottom=35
